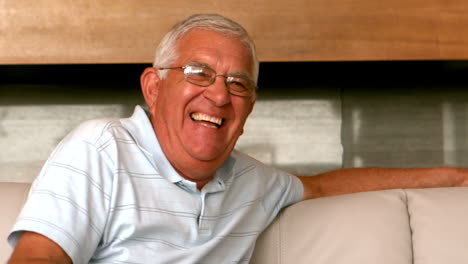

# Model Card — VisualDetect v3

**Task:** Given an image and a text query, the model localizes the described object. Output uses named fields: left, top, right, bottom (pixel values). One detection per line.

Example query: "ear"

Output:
left=140, top=67, right=161, bottom=108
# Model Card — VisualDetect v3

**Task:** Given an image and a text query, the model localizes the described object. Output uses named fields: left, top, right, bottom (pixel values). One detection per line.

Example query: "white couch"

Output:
left=2, top=182, right=468, bottom=263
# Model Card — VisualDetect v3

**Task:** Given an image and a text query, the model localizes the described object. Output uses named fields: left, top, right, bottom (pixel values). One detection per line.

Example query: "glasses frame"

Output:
left=157, top=63, right=257, bottom=98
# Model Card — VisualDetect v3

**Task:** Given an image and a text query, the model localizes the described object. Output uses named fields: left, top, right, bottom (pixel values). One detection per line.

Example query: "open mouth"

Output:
left=190, top=112, right=224, bottom=128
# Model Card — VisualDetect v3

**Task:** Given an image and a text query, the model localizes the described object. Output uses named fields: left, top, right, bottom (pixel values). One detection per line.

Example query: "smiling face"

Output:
left=141, top=29, right=256, bottom=187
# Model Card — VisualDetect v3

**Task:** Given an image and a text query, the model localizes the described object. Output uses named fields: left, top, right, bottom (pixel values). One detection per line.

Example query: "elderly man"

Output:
left=7, top=14, right=467, bottom=263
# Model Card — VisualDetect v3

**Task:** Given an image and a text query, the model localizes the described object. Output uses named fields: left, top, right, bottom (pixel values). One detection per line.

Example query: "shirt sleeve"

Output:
left=259, top=165, right=304, bottom=226
left=8, top=122, right=115, bottom=264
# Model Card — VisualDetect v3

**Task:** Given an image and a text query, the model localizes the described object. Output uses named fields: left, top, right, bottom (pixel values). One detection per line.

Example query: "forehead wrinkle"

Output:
left=175, top=29, right=254, bottom=74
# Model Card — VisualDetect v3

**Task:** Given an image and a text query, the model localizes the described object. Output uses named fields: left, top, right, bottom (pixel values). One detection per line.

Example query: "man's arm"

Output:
left=298, top=167, right=468, bottom=200
left=8, top=231, right=72, bottom=264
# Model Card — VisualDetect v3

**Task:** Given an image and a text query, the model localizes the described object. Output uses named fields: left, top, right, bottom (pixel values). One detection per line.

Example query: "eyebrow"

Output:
left=188, top=61, right=210, bottom=68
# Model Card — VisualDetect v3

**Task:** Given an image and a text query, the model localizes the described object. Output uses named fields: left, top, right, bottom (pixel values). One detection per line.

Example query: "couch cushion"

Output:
left=407, top=187, right=468, bottom=264
left=251, top=189, right=413, bottom=264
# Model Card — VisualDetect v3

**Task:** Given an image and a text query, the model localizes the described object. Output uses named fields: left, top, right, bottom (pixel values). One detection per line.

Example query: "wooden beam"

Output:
left=1, top=0, right=467, bottom=64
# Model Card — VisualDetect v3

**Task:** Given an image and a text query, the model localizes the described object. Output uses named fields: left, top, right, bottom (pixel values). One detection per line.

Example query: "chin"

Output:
left=190, top=149, right=229, bottom=164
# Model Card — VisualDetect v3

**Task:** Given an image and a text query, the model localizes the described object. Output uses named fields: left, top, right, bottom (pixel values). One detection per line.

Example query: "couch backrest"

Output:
left=2, top=184, right=468, bottom=263
left=0, top=183, right=31, bottom=262
left=251, top=187, right=468, bottom=264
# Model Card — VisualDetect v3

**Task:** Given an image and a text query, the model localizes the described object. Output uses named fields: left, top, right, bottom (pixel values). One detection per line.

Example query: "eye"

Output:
left=226, top=77, right=251, bottom=95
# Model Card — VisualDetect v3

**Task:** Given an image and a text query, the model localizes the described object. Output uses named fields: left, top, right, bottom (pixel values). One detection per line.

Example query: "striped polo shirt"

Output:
left=9, top=105, right=303, bottom=264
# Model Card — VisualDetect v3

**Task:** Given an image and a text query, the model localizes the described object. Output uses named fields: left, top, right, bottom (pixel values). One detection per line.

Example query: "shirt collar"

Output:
left=120, top=105, right=182, bottom=183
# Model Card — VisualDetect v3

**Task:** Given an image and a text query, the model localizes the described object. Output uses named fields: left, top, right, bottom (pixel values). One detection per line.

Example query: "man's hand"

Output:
left=298, top=167, right=468, bottom=201
left=8, top=231, right=72, bottom=264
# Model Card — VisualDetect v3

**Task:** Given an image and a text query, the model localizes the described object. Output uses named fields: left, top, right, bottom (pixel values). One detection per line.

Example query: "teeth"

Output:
left=191, top=113, right=223, bottom=126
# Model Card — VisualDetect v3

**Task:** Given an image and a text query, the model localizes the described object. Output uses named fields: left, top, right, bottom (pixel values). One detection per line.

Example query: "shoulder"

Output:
left=230, top=150, right=289, bottom=172
left=65, top=118, right=132, bottom=146
left=229, top=149, right=293, bottom=183
left=47, top=117, right=137, bottom=166
left=65, top=105, right=153, bottom=150
left=227, top=150, right=304, bottom=211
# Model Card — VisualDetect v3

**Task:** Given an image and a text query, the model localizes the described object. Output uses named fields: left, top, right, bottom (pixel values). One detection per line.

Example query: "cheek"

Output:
left=155, top=84, right=205, bottom=128
left=234, top=101, right=254, bottom=127
left=155, top=83, right=184, bottom=110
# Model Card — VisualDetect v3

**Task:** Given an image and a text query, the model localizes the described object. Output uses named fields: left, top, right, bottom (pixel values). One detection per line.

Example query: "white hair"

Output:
left=153, top=14, right=259, bottom=84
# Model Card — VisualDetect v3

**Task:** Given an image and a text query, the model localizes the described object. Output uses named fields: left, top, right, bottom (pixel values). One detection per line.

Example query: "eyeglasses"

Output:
left=158, top=62, right=257, bottom=98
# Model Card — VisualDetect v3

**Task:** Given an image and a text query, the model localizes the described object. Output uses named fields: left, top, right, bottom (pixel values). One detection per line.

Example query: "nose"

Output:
left=203, top=75, right=231, bottom=107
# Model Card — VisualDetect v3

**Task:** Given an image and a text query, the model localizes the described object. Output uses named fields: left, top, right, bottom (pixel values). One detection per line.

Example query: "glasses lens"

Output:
left=184, top=66, right=214, bottom=86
